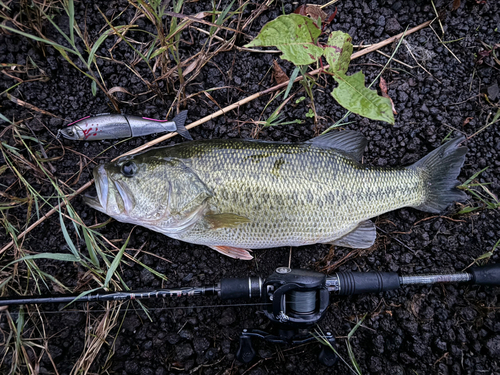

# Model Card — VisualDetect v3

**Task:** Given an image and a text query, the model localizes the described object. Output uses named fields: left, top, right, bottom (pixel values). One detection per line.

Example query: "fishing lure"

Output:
left=58, top=110, right=192, bottom=141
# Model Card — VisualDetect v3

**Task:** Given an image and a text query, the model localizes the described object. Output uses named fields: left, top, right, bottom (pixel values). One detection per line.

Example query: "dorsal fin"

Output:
left=305, top=130, right=367, bottom=162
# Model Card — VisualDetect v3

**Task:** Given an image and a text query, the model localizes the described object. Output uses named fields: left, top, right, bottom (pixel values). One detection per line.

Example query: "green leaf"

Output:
left=245, top=14, right=323, bottom=66
left=91, top=80, right=97, bottom=96
left=332, top=71, right=395, bottom=124
left=324, top=31, right=353, bottom=75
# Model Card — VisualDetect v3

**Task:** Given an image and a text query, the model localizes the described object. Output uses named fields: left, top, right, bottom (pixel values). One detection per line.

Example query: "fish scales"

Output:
left=164, top=140, right=423, bottom=248
left=86, top=132, right=467, bottom=259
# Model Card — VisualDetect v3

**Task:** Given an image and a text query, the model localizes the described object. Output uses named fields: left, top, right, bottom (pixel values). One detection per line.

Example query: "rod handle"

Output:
left=219, top=277, right=262, bottom=300
left=469, top=264, right=500, bottom=286
left=336, top=271, right=401, bottom=295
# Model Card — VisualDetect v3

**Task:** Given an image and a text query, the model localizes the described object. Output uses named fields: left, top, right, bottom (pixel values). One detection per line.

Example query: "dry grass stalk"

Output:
left=71, top=301, right=122, bottom=375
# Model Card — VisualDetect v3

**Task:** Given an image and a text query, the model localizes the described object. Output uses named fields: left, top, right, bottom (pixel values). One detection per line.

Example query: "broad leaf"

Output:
left=245, top=14, right=323, bottom=66
left=324, top=31, right=353, bottom=75
left=332, top=71, right=395, bottom=124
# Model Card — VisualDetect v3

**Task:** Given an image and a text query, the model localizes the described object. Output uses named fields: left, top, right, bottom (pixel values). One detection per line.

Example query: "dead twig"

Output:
left=376, top=50, right=415, bottom=69
left=6, top=94, right=61, bottom=118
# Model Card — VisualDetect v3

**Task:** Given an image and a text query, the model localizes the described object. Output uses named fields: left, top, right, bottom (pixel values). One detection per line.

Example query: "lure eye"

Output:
left=67, top=130, right=74, bottom=136
left=121, top=161, right=137, bottom=177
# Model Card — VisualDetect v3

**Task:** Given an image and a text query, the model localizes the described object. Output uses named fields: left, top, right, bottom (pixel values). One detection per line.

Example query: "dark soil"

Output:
left=1, top=0, right=500, bottom=374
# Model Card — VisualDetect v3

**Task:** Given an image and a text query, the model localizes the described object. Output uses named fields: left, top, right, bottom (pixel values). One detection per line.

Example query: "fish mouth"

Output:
left=83, top=195, right=105, bottom=213
left=85, top=164, right=136, bottom=215
left=84, top=164, right=109, bottom=212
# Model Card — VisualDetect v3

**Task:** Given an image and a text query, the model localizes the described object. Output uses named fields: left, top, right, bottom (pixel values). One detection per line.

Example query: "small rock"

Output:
left=193, top=337, right=210, bottom=354
left=460, top=306, right=477, bottom=321
left=175, top=343, right=194, bottom=361
left=140, top=268, right=155, bottom=284
left=218, top=308, right=236, bottom=326
left=486, top=335, right=500, bottom=357
left=125, top=361, right=139, bottom=373
left=166, top=332, right=180, bottom=345
left=487, top=83, right=499, bottom=101
left=420, top=104, right=429, bottom=114
left=221, top=339, right=231, bottom=354
left=392, top=1, right=402, bottom=11
left=385, top=18, right=401, bottom=35
left=179, top=329, right=193, bottom=340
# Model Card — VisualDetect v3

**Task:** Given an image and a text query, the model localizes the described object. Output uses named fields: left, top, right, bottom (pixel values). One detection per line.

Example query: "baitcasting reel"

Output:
left=219, top=264, right=500, bottom=365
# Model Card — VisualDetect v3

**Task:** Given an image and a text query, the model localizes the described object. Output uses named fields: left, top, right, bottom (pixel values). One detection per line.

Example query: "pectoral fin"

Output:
left=209, top=245, right=253, bottom=260
left=204, top=213, right=251, bottom=229
left=329, top=220, right=376, bottom=248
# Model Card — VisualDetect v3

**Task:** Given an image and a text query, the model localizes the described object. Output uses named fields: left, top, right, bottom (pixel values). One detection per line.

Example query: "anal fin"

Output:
left=209, top=245, right=253, bottom=260
left=329, top=220, right=376, bottom=249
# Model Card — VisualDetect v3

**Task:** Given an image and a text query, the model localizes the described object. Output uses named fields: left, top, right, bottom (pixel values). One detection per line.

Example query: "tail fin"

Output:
left=411, top=136, right=468, bottom=213
left=172, top=110, right=192, bottom=140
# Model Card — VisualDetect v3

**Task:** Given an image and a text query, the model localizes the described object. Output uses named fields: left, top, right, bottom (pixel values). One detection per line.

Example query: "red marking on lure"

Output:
left=66, top=116, right=90, bottom=127
left=82, top=127, right=94, bottom=140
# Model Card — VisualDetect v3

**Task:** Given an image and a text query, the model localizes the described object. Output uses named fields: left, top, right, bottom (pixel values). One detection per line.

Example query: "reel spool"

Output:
left=262, top=267, right=330, bottom=328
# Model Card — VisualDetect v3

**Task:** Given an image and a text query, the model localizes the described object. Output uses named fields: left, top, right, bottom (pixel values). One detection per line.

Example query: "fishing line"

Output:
left=2, top=302, right=273, bottom=315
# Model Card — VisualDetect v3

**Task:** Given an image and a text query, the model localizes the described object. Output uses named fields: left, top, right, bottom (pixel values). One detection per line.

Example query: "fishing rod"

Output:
left=1, top=264, right=499, bottom=366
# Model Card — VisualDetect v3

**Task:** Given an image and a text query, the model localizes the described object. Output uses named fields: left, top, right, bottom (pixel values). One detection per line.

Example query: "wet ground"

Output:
left=1, top=0, right=500, bottom=374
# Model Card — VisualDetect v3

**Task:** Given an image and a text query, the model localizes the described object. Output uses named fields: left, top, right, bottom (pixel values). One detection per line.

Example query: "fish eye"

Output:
left=121, top=161, right=137, bottom=177
left=67, top=130, right=74, bottom=136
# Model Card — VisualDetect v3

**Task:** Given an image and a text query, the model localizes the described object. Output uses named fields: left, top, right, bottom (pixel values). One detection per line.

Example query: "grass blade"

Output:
left=1, top=253, right=80, bottom=272
left=104, top=231, right=133, bottom=288
left=284, top=66, right=300, bottom=99
left=83, top=228, right=100, bottom=268
left=58, top=204, right=81, bottom=261
left=210, top=0, right=235, bottom=36
left=0, top=113, right=14, bottom=124
left=87, top=25, right=133, bottom=66
left=66, top=0, right=75, bottom=44
left=0, top=25, right=77, bottom=55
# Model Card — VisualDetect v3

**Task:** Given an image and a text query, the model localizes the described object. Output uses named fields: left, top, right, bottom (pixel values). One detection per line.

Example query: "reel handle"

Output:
left=470, top=264, right=500, bottom=286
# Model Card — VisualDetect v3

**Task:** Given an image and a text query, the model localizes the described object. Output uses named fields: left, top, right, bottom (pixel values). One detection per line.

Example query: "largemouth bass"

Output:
left=85, top=131, right=467, bottom=260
